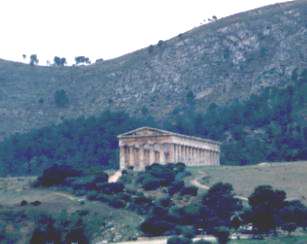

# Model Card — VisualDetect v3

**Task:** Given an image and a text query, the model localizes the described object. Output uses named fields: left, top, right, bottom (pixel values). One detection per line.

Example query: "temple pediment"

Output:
left=118, top=127, right=170, bottom=137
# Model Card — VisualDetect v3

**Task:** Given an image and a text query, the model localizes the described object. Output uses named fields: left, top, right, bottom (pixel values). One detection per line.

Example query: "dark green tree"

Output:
left=53, top=56, right=66, bottom=66
left=202, top=183, right=242, bottom=228
left=30, top=54, right=39, bottom=66
left=248, top=185, right=286, bottom=233
left=54, top=89, right=69, bottom=108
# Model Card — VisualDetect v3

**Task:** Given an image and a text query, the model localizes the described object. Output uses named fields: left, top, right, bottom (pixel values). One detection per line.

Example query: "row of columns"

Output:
left=119, top=143, right=219, bottom=170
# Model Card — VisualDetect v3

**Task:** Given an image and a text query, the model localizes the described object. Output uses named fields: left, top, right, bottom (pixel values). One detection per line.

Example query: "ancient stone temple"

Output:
left=118, top=127, right=220, bottom=170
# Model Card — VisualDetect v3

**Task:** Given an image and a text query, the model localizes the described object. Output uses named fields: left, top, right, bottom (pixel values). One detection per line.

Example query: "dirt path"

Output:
left=53, top=192, right=86, bottom=202
left=109, top=235, right=216, bottom=244
left=109, top=170, right=122, bottom=183
left=110, top=233, right=252, bottom=244
left=190, top=175, right=248, bottom=201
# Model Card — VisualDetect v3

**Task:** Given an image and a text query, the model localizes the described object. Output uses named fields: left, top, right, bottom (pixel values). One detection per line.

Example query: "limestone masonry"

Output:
left=118, top=127, right=220, bottom=170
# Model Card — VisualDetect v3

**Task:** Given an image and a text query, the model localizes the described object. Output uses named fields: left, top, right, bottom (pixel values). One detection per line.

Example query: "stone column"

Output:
left=180, top=145, right=184, bottom=162
left=195, top=148, right=199, bottom=165
left=188, top=147, right=192, bottom=164
left=201, top=149, right=205, bottom=165
left=215, top=151, right=219, bottom=165
left=178, top=145, right=183, bottom=163
left=149, top=145, right=155, bottom=166
left=199, top=148, right=203, bottom=165
left=139, top=145, right=145, bottom=170
left=134, top=147, right=139, bottom=169
left=159, top=144, right=165, bottom=164
left=169, top=143, right=175, bottom=163
left=173, top=144, right=177, bottom=162
left=119, top=146, right=125, bottom=169
left=204, top=149, right=208, bottom=165
left=191, top=147, right=195, bottom=165
left=183, top=145, right=186, bottom=163
left=128, top=146, right=133, bottom=167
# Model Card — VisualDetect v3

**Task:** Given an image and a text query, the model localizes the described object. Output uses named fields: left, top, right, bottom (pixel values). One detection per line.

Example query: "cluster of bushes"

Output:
left=29, top=211, right=93, bottom=244
left=244, top=185, right=307, bottom=235
left=140, top=182, right=307, bottom=242
left=136, top=163, right=196, bottom=195
left=140, top=182, right=241, bottom=237
left=35, top=164, right=82, bottom=187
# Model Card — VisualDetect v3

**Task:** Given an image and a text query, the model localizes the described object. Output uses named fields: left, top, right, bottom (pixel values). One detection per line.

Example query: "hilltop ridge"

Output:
left=0, top=0, right=306, bottom=139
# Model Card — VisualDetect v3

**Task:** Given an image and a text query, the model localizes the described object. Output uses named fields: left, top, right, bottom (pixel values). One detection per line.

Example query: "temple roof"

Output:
left=118, top=127, right=221, bottom=145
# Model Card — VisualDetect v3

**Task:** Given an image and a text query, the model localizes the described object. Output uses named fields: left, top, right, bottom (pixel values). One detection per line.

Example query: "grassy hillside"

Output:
left=0, top=0, right=306, bottom=140
left=188, top=161, right=307, bottom=204
left=0, top=177, right=142, bottom=243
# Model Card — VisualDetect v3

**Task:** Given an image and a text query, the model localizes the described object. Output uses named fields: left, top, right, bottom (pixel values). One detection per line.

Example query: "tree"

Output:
left=53, top=56, right=66, bottom=66
left=75, top=56, right=91, bottom=65
left=167, top=236, right=192, bottom=244
left=212, top=226, right=230, bottom=244
left=36, top=164, right=81, bottom=187
left=248, top=185, right=286, bottom=233
left=54, top=89, right=69, bottom=108
left=281, top=222, right=297, bottom=236
left=30, top=54, right=39, bottom=66
left=140, top=217, right=175, bottom=236
left=186, top=90, right=195, bottom=107
left=279, top=200, right=307, bottom=229
left=202, top=183, right=242, bottom=228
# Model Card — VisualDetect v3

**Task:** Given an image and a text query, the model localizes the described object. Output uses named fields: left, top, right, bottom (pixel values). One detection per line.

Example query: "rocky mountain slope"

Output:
left=0, top=0, right=306, bottom=139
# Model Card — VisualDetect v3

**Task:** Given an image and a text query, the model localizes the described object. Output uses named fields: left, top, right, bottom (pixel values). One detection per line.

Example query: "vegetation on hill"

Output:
left=0, top=70, right=307, bottom=175
left=0, top=1, right=306, bottom=140
left=0, top=110, right=155, bottom=176
left=165, top=69, right=307, bottom=165
left=2, top=162, right=307, bottom=243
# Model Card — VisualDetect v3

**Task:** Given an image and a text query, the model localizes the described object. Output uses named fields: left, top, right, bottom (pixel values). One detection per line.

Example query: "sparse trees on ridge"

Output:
left=53, top=56, right=67, bottom=66
left=75, top=56, right=91, bottom=65
left=30, top=54, right=39, bottom=66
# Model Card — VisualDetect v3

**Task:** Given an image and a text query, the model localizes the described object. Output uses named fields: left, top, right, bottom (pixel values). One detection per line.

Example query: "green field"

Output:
left=0, top=177, right=142, bottom=243
left=187, top=161, right=307, bottom=204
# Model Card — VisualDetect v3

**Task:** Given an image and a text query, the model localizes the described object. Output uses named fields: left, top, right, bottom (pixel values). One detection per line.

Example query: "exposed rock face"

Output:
left=0, top=0, right=306, bottom=139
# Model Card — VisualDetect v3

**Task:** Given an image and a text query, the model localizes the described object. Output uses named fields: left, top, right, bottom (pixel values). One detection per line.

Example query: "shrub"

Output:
left=212, top=226, right=230, bottom=244
left=140, top=217, right=175, bottom=236
left=93, top=173, right=109, bottom=183
left=54, top=89, right=69, bottom=108
left=168, top=180, right=184, bottom=195
left=108, top=196, right=126, bottom=209
left=36, top=164, right=81, bottom=187
left=30, top=225, right=61, bottom=244
left=180, top=186, right=198, bottom=196
left=157, top=196, right=172, bottom=208
left=174, top=162, right=186, bottom=172
left=281, top=222, right=297, bottom=236
left=176, top=225, right=196, bottom=239
left=145, top=163, right=175, bottom=186
left=20, top=200, right=28, bottom=206
left=31, top=201, right=42, bottom=206
left=101, top=182, right=124, bottom=194
left=167, top=236, right=192, bottom=244
left=65, top=226, right=89, bottom=244
left=142, top=176, right=161, bottom=191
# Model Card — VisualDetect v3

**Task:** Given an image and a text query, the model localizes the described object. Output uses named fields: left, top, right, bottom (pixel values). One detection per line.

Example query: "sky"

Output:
left=0, top=0, right=291, bottom=65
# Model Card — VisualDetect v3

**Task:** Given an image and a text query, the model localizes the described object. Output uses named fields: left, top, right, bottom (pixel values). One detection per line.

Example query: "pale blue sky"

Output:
left=0, top=0, right=291, bottom=64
